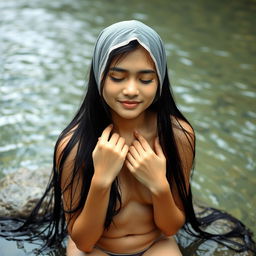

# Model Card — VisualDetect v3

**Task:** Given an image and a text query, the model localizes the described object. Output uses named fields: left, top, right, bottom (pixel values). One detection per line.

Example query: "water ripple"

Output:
left=0, top=1, right=255, bottom=253
left=0, top=114, right=23, bottom=126
left=0, top=143, right=23, bottom=153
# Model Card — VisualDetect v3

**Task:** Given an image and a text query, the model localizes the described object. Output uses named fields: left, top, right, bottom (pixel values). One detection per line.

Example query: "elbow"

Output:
left=160, top=214, right=186, bottom=237
left=162, top=226, right=181, bottom=237
left=163, top=230, right=176, bottom=237
left=157, top=223, right=178, bottom=237
left=70, top=226, right=104, bottom=253
left=70, top=223, right=102, bottom=252
left=70, top=233, right=95, bottom=253
left=162, top=224, right=181, bottom=236
left=76, top=243, right=94, bottom=253
left=71, top=237, right=94, bottom=253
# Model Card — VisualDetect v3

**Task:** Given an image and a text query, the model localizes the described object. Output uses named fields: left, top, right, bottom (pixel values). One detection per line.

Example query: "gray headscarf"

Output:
left=92, top=20, right=167, bottom=94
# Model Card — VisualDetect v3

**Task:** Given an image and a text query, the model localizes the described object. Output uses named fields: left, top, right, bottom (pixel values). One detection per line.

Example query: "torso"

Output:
left=96, top=126, right=163, bottom=254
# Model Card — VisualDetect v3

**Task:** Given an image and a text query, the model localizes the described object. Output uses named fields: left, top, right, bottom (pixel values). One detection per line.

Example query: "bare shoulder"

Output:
left=171, top=115, right=195, bottom=146
left=55, top=127, right=78, bottom=168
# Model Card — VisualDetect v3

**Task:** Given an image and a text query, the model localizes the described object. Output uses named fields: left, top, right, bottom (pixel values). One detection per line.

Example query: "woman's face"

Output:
left=102, top=46, right=158, bottom=120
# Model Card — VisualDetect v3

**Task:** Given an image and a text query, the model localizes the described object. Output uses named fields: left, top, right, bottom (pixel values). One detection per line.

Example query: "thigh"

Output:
left=66, top=236, right=108, bottom=256
left=143, top=236, right=182, bottom=256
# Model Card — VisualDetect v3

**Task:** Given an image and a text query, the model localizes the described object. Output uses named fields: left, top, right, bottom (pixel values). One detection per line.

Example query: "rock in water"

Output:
left=0, top=168, right=50, bottom=217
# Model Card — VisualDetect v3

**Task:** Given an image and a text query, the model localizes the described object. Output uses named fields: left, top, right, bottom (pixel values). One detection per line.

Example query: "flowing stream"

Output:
left=0, top=0, right=255, bottom=255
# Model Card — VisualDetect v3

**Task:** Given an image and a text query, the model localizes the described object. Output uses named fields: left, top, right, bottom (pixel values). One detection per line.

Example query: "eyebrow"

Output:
left=109, top=67, right=156, bottom=74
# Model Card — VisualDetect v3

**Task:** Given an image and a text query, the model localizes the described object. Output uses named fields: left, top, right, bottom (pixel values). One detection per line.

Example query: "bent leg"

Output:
left=143, top=236, right=182, bottom=256
left=66, top=236, right=108, bottom=256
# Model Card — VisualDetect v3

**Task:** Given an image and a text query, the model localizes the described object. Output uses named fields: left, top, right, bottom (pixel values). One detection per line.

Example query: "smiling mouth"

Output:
left=118, top=100, right=141, bottom=109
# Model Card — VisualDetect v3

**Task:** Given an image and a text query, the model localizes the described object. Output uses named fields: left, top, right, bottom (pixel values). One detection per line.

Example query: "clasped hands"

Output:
left=92, top=124, right=167, bottom=191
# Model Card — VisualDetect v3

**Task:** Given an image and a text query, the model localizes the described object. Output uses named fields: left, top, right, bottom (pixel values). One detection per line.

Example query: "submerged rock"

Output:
left=0, top=168, right=254, bottom=255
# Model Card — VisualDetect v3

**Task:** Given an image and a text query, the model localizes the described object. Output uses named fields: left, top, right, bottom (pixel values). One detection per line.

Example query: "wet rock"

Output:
left=0, top=168, right=50, bottom=217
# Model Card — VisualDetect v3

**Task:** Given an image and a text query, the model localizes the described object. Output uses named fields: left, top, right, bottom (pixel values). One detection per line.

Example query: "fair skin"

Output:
left=58, top=46, right=194, bottom=255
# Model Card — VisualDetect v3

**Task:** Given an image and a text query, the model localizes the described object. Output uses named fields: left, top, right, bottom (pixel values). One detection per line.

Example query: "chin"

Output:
left=119, top=114, right=140, bottom=120
left=116, top=111, right=142, bottom=120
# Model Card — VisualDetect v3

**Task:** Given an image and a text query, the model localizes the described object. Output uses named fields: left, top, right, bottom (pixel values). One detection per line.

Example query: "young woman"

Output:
left=59, top=20, right=190, bottom=255
left=1, top=20, right=255, bottom=255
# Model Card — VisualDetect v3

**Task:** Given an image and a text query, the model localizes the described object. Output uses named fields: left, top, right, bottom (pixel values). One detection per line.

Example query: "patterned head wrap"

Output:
left=92, top=20, right=167, bottom=94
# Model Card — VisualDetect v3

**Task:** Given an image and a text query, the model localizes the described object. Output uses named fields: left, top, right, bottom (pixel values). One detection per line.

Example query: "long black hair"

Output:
left=0, top=40, right=255, bottom=254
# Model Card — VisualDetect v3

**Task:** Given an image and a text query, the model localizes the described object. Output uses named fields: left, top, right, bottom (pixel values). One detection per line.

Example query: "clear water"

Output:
left=0, top=0, right=255, bottom=255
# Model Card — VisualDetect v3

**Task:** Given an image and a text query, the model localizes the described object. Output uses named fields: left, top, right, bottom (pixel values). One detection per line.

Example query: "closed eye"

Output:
left=140, top=79, right=153, bottom=84
left=110, top=76, right=124, bottom=82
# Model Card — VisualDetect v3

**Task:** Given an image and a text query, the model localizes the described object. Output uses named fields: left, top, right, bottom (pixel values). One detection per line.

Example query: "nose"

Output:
left=122, top=79, right=139, bottom=97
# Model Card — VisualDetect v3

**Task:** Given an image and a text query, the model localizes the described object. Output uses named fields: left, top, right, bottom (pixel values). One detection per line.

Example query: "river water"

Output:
left=0, top=0, right=255, bottom=255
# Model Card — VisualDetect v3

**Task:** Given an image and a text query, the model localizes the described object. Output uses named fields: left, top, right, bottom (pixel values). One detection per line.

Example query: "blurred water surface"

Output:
left=0, top=0, right=255, bottom=255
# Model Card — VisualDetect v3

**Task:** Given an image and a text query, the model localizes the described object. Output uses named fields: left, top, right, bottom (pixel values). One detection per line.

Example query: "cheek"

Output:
left=102, top=80, right=110, bottom=99
left=144, top=84, right=158, bottom=99
left=102, top=88, right=110, bottom=106
left=102, top=87, right=107, bottom=102
left=102, top=84, right=117, bottom=103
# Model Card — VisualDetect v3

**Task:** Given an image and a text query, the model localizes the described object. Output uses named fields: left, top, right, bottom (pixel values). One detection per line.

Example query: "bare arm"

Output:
left=57, top=125, right=128, bottom=252
left=150, top=180, right=185, bottom=236
left=70, top=178, right=112, bottom=252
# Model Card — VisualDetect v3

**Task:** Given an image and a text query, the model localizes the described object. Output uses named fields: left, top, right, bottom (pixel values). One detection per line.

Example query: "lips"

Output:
left=118, top=100, right=141, bottom=109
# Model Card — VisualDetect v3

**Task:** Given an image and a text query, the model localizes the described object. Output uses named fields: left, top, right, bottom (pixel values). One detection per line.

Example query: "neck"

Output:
left=111, top=111, right=156, bottom=139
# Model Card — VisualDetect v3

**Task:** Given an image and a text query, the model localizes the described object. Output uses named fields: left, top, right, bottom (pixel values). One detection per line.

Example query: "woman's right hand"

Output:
left=92, top=124, right=129, bottom=185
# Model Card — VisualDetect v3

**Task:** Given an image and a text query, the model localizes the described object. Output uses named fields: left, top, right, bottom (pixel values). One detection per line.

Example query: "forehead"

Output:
left=110, top=46, right=156, bottom=70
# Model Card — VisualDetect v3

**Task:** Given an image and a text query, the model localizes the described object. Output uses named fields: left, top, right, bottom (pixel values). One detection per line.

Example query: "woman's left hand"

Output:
left=126, top=131, right=167, bottom=191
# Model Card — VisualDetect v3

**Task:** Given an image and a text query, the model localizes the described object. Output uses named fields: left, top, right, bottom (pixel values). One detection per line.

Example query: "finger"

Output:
left=132, top=139, right=145, bottom=154
left=125, top=160, right=135, bottom=173
left=134, top=131, right=151, bottom=151
left=129, top=145, right=141, bottom=159
left=154, top=137, right=164, bottom=157
left=116, top=137, right=126, bottom=151
left=109, top=133, right=120, bottom=145
left=121, top=144, right=129, bottom=157
left=126, top=152, right=137, bottom=166
left=100, top=124, right=113, bottom=142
